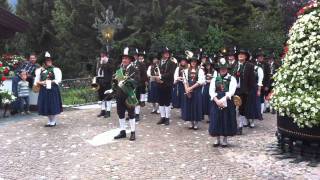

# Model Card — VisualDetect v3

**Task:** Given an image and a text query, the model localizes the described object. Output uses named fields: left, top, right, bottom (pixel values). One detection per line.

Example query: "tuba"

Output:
left=91, top=76, right=100, bottom=91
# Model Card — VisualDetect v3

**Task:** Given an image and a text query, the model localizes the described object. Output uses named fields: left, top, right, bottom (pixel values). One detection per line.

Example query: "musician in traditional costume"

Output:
left=34, top=52, right=63, bottom=127
left=96, top=52, right=114, bottom=118
left=255, top=51, right=270, bottom=118
left=131, top=49, right=148, bottom=122
left=227, top=48, right=238, bottom=76
left=200, top=51, right=209, bottom=70
left=172, top=55, right=188, bottom=109
left=234, top=50, right=256, bottom=134
left=181, top=55, right=206, bottom=130
left=202, top=61, right=217, bottom=122
left=265, top=55, right=279, bottom=114
left=209, top=58, right=237, bottom=147
left=156, top=47, right=176, bottom=126
left=138, top=50, right=148, bottom=107
left=106, top=47, right=140, bottom=141
left=249, top=60, right=264, bottom=122
left=147, top=55, right=160, bottom=114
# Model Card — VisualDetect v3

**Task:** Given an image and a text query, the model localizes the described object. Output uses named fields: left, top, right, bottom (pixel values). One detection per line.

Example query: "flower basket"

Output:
left=277, top=115, right=320, bottom=143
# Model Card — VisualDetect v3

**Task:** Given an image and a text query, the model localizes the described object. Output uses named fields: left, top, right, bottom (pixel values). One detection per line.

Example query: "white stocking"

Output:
left=106, top=101, right=112, bottom=111
left=159, top=106, right=165, bottom=118
left=165, top=106, right=171, bottom=118
left=119, top=119, right=126, bottom=131
left=101, top=101, right=106, bottom=110
left=129, top=119, right=136, bottom=132
left=135, top=106, right=140, bottom=115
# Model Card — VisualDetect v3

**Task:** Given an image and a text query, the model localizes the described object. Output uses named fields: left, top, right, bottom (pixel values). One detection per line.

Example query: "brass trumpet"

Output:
left=91, top=76, right=100, bottom=91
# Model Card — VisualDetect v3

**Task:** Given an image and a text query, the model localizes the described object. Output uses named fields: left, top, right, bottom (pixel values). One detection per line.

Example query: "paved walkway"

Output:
left=0, top=105, right=319, bottom=180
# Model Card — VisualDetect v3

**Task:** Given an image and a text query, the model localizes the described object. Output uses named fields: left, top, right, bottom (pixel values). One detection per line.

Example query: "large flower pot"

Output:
left=277, top=115, right=320, bottom=157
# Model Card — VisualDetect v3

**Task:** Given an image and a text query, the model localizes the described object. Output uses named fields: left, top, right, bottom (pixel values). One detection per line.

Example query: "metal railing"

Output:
left=60, top=78, right=98, bottom=106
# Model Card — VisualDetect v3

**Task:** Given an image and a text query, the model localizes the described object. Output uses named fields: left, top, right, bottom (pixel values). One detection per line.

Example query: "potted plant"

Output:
left=271, top=1, right=320, bottom=154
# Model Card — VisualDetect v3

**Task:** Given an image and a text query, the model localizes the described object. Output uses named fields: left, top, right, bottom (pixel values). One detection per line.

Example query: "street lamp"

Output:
left=93, top=5, right=123, bottom=53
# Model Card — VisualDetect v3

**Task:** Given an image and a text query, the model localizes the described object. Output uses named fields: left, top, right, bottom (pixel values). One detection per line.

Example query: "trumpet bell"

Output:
left=185, top=50, right=194, bottom=60
left=91, top=77, right=100, bottom=91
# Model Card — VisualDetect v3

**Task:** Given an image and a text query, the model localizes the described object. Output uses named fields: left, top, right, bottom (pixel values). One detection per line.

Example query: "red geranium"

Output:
left=3, top=68, right=9, bottom=75
left=1, top=76, right=6, bottom=81
left=297, top=1, right=319, bottom=16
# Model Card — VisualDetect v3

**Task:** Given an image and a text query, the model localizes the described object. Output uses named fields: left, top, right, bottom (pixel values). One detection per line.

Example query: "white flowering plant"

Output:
left=272, top=1, right=320, bottom=128
left=0, top=90, right=16, bottom=105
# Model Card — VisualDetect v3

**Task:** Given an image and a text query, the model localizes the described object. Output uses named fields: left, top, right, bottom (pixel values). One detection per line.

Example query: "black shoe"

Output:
left=104, top=111, right=111, bottom=118
left=221, top=144, right=228, bottom=148
left=165, top=118, right=170, bottom=126
left=129, top=132, right=136, bottom=141
left=135, top=114, right=140, bottom=122
left=114, top=130, right=126, bottom=139
left=237, top=127, right=243, bottom=135
left=213, top=143, right=220, bottom=147
left=157, top=118, right=166, bottom=125
left=265, top=108, right=270, bottom=113
left=44, top=123, right=56, bottom=127
left=97, top=110, right=106, bottom=117
left=151, top=111, right=157, bottom=114
left=140, top=102, right=146, bottom=107
left=193, top=126, right=199, bottom=130
left=126, top=117, right=130, bottom=121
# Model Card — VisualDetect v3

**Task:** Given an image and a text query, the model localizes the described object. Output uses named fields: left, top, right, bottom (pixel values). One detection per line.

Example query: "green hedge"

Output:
left=61, top=87, right=98, bottom=106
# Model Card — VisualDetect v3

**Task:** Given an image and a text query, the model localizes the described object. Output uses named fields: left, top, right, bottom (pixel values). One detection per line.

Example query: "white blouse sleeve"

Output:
left=226, top=75, right=237, bottom=100
left=209, top=77, right=217, bottom=100
left=197, top=69, right=206, bottom=85
left=174, top=67, right=180, bottom=82
left=34, top=68, right=41, bottom=85
left=257, top=67, right=264, bottom=87
left=147, top=66, right=152, bottom=77
left=53, top=68, right=62, bottom=84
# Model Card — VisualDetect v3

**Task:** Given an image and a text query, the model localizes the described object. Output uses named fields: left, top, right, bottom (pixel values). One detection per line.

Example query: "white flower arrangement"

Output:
left=272, top=3, right=320, bottom=128
left=0, top=90, right=16, bottom=105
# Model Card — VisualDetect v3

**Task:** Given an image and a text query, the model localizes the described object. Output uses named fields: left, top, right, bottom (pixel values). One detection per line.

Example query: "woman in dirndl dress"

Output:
left=147, top=56, right=160, bottom=114
left=209, top=58, right=237, bottom=147
left=245, top=64, right=264, bottom=128
left=35, top=52, right=63, bottom=127
left=202, top=62, right=217, bottom=122
left=181, top=56, right=205, bottom=130
left=171, top=56, right=188, bottom=109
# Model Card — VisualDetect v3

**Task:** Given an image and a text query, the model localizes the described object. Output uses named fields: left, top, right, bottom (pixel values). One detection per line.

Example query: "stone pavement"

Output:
left=0, top=104, right=319, bottom=180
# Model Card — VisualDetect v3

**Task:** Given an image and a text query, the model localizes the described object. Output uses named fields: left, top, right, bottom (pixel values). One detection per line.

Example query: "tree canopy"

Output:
left=0, top=0, right=297, bottom=78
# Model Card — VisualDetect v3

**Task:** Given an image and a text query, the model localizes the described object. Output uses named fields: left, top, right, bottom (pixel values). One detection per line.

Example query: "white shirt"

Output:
left=255, top=66, right=264, bottom=87
left=34, top=67, right=62, bottom=85
left=147, top=66, right=152, bottom=77
left=183, top=68, right=206, bottom=85
left=209, top=73, right=237, bottom=100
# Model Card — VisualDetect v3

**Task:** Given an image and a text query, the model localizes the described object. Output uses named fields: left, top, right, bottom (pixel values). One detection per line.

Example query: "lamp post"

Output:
left=93, top=5, right=123, bottom=53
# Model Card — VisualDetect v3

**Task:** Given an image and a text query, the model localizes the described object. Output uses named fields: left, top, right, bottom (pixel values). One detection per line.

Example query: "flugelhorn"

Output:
left=185, top=50, right=194, bottom=60
left=91, top=76, right=100, bottom=91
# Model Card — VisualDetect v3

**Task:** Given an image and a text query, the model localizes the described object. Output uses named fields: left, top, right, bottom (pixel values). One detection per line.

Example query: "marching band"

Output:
left=91, top=46, right=278, bottom=145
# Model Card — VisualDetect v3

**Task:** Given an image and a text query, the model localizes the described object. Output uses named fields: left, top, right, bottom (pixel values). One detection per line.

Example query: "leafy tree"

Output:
left=0, top=0, right=12, bottom=11
left=238, top=0, right=286, bottom=56
left=199, top=25, right=226, bottom=54
left=52, top=0, right=102, bottom=78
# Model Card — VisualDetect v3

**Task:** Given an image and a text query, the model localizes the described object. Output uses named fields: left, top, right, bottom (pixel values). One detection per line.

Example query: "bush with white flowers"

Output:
left=272, top=2, right=320, bottom=128
left=0, top=90, right=16, bottom=105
